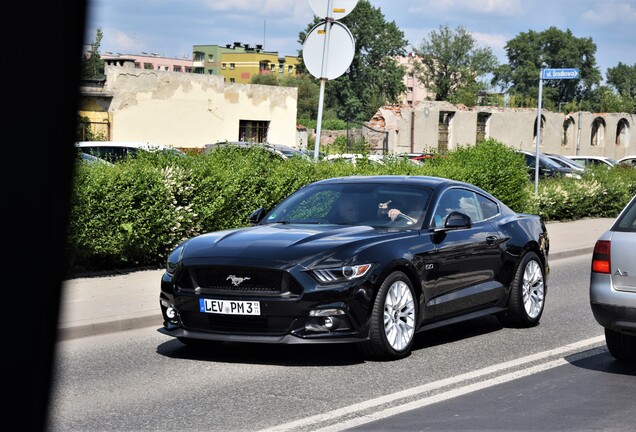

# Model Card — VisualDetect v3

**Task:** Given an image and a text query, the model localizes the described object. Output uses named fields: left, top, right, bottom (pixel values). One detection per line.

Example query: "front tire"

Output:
left=498, top=251, right=545, bottom=327
left=360, top=271, right=417, bottom=361
left=605, top=328, right=636, bottom=362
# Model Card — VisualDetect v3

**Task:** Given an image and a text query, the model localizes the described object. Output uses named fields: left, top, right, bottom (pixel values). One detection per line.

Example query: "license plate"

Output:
left=200, top=298, right=261, bottom=316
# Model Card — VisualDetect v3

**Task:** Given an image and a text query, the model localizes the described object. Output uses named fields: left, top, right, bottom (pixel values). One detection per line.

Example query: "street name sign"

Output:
left=542, top=68, right=579, bottom=79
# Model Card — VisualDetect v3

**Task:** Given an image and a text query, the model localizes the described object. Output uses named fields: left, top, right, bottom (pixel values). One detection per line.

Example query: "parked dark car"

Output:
left=519, top=150, right=582, bottom=180
left=158, top=175, right=550, bottom=360
left=75, top=141, right=186, bottom=162
left=589, top=194, right=636, bottom=361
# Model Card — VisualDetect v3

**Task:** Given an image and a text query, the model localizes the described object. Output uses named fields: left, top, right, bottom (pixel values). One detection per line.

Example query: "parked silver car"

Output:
left=589, top=194, right=636, bottom=361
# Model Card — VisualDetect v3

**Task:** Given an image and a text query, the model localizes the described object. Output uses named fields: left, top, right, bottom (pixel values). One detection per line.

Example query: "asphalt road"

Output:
left=48, top=254, right=636, bottom=432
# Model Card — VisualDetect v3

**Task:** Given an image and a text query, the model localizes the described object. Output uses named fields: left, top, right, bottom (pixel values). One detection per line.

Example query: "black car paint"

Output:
left=159, top=176, right=548, bottom=351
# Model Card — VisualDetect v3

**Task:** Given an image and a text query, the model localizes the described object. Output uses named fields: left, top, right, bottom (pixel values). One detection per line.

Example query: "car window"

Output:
left=612, top=197, right=636, bottom=232
left=476, top=194, right=500, bottom=220
left=432, top=189, right=485, bottom=227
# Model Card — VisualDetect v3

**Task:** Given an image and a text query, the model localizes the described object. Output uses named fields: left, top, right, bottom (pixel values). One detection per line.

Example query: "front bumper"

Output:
left=158, top=265, right=378, bottom=344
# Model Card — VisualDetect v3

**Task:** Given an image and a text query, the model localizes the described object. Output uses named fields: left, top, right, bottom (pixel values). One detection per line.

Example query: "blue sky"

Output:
left=85, top=0, right=636, bottom=82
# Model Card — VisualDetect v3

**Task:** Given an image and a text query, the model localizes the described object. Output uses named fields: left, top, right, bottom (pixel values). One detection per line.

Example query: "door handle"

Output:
left=486, top=236, right=498, bottom=245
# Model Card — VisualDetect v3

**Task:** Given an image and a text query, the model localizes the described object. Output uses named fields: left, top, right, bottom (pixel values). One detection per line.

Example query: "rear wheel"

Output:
left=605, top=328, right=636, bottom=361
left=498, top=251, right=545, bottom=327
left=360, top=271, right=417, bottom=361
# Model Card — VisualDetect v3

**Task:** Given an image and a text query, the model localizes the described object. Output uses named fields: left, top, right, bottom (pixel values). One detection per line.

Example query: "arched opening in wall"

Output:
left=591, top=117, right=606, bottom=147
left=476, top=112, right=491, bottom=143
left=533, top=115, right=546, bottom=146
left=615, top=118, right=629, bottom=147
left=438, top=111, right=454, bottom=153
left=562, top=116, right=575, bottom=147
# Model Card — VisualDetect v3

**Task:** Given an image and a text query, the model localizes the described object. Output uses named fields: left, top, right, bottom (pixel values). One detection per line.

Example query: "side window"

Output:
left=476, top=194, right=499, bottom=220
left=432, top=189, right=484, bottom=227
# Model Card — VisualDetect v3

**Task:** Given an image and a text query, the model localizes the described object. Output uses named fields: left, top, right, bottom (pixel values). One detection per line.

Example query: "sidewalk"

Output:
left=56, top=218, right=615, bottom=342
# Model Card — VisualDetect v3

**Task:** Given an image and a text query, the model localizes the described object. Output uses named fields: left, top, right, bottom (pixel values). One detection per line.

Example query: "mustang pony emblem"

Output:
left=227, top=275, right=251, bottom=286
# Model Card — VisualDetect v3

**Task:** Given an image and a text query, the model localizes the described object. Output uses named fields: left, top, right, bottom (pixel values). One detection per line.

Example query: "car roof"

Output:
left=75, top=141, right=185, bottom=155
left=204, top=141, right=309, bottom=159
left=310, top=175, right=490, bottom=194
left=569, top=155, right=616, bottom=162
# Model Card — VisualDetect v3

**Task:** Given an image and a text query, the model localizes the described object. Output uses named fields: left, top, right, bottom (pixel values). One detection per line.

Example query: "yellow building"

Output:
left=220, top=51, right=299, bottom=84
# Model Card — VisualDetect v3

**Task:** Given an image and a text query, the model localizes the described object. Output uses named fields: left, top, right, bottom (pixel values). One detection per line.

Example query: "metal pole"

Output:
left=535, top=71, right=543, bottom=196
left=313, top=0, right=334, bottom=160
left=576, top=111, right=582, bottom=155
left=314, top=79, right=326, bottom=159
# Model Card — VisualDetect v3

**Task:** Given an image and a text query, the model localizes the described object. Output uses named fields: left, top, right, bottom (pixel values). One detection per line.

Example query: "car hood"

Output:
left=179, top=223, right=403, bottom=268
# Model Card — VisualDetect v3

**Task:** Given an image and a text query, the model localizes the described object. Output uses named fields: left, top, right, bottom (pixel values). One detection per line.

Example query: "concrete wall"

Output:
left=375, top=102, right=636, bottom=158
left=92, top=66, right=298, bottom=149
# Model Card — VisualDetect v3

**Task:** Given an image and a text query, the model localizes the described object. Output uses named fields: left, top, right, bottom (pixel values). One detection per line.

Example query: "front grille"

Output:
left=176, top=266, right=302, bottom=297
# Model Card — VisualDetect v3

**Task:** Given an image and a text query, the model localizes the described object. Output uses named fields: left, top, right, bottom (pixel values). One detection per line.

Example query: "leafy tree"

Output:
left=298, top=0, right=408, bottom=121
left=573, top=85, right=635, bottom=114
left=606, top=62, right=636, bottom=98
left=412, top=24, right=498, bottom=103
left=492, top=27, right=602, bottom=110
left=82, top=28, right=104, bottom=78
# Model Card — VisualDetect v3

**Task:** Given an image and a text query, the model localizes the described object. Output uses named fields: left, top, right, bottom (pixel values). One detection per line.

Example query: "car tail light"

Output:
left=591, top=240, right=611, bottom=274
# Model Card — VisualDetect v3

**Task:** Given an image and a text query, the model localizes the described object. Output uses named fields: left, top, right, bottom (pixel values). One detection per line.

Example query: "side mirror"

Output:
left=249, top=207, right=267, bottom=225
left=444, top=211, right=472, bottom=229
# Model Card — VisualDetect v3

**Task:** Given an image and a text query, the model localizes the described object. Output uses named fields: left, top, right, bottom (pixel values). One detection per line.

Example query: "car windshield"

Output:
left=262, top=182, right=432, bottom=228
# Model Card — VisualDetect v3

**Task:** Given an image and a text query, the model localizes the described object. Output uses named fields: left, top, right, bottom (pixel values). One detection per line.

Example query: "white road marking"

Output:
left=258, top=336, right=605, bottom=432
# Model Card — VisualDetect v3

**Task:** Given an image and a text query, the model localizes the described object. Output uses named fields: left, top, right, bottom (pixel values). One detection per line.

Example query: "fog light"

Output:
left=166, top=307, right=176, bottom=319
left=323, top=317, right=334, bottom=329
left=309, top=308, right=345, bottom=317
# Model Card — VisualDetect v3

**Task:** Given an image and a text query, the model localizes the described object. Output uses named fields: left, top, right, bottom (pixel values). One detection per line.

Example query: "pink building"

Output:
left=397, top=53, right=434, bottom=107
left=102, top=52, right=193, bottom=73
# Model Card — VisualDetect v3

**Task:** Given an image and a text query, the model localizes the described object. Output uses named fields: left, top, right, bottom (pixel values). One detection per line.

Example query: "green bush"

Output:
left=416, top=139, right=533, bottom=213
left=66, top=141, right=636, bottom=274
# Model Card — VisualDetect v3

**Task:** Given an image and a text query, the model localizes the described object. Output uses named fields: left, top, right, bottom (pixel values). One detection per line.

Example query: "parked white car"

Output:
left=569, top=155, right=617, bottom=169
left=325, top=153, right=385, bottom=165
left=616, top=155, right=636, bottom=168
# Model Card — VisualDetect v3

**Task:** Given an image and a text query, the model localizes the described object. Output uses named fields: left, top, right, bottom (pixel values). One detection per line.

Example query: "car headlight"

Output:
left=166, top=245, right=186, bottom=276
left=311, top=264, right=372, bottom=283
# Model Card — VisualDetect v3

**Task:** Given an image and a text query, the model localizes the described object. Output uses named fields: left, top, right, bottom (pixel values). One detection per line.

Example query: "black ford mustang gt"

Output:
left=158, top=175, right=549, bottom=360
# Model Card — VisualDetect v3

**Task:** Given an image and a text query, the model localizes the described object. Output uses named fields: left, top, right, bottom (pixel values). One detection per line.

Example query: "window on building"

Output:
left=591, top=117, right=606, bottom=146
left=208, top=54, right=214, bottom=62
left=144, top=63, right=153, bottom=70
left=174, top=66, right=182, bottom=72
left=239, top=120, right=270, bottom=143
left=230, top=78, right=235, bottom=83
left=208, top=70, right=214, bottom=74
left=407, top=87, right=413, bottom=93
left=279, top=64, right=284, bottom=73
left=193, top=52, right=205, bottom=62
left=134, top=62, right=141, bottom=69
left=222, top=63, right=226, bottom=69
left=288, top=65, right=293, bottom=74
left=230, top=63, right=235, bottom=70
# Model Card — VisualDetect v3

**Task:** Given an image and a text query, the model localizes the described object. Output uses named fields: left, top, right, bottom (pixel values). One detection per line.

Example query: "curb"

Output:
left=55, top=247, right=594, bottom=342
